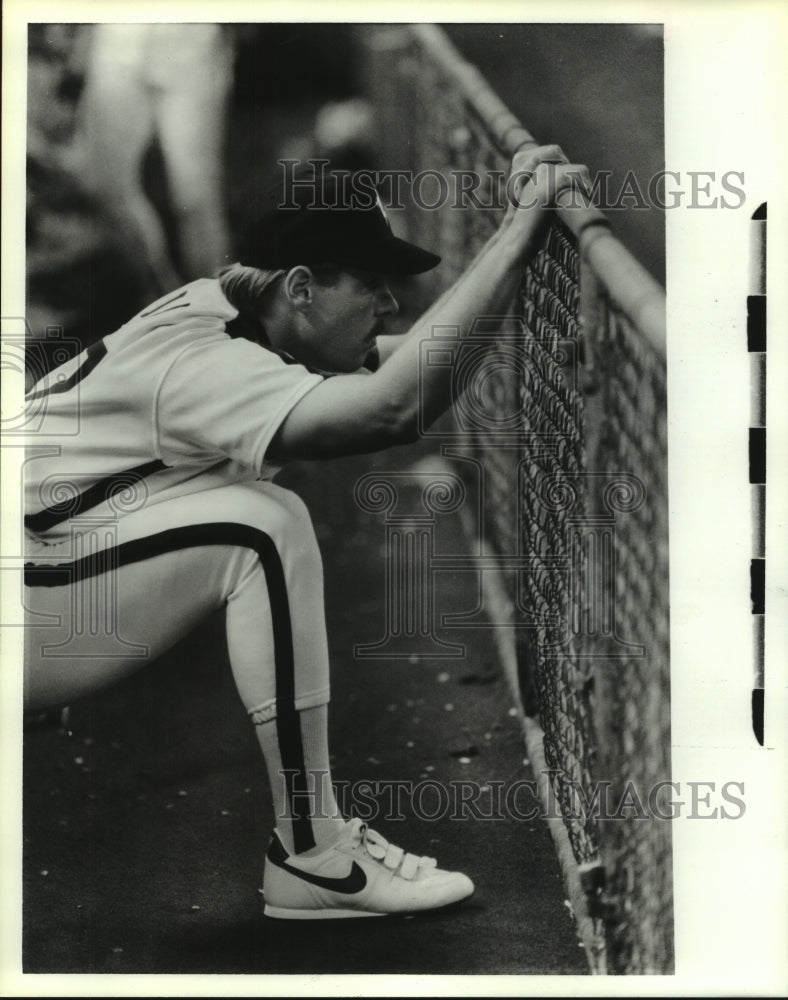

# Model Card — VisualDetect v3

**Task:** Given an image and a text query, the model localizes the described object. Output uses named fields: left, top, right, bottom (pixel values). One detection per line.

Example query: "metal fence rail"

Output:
left=362, top=24, right=672, bottom=974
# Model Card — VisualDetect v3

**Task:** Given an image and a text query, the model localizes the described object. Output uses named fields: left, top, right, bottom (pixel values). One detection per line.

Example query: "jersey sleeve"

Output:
left=155, top=337, right=324, bottom=471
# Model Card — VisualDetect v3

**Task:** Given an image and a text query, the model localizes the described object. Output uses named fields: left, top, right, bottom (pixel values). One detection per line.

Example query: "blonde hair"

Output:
left=217, top=263, right=286, bottom=314
left=215, top=263, right=287, bottom=342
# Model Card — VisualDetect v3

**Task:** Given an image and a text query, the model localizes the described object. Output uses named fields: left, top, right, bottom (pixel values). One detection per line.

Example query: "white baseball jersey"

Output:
left=24, top=278, right=325, bottom=546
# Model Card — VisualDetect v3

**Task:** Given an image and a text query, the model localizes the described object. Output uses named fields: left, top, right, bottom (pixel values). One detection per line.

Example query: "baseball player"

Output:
left=23, top=148, right=586, bottom=919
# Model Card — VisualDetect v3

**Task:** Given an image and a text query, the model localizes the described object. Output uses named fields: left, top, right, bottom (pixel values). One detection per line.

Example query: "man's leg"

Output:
left=24, top=480, right=474, bottom=916
left=24, top=480, right=343, bottom=855
left=217, top=482, right=345, bottom=855
left=75, top=24, right=181, bottom=293
left=151, top=24, right=234, bottom=281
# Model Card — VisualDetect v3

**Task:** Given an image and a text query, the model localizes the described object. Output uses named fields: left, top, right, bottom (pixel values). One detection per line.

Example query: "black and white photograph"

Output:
left=1, top=1, right=786, bottom=995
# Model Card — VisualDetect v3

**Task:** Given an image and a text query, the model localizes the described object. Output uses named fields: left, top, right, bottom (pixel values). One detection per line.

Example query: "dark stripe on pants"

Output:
left=25, top=459, right=168, bottom=534
left=25, top=522, right=316, bottom=852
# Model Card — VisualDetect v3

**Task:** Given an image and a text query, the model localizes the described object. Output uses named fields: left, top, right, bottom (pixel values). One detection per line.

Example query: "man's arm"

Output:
left=374, top=334, right=406, bottom=367
left=268, top=149, right=587, bottom=462
left=372, top=146, right=565, bottom=371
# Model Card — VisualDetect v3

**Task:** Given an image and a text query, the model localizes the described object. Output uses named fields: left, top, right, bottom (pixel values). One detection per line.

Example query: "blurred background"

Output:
left=26, top=22, right=663, bottom=369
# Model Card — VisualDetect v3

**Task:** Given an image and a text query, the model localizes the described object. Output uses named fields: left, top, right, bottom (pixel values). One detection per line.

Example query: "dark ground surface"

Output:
left=23, top=449, right=587, bottom=976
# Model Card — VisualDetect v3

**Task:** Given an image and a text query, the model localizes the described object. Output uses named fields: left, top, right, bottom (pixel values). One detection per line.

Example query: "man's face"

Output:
left=302, top=268, right=399, bottom=373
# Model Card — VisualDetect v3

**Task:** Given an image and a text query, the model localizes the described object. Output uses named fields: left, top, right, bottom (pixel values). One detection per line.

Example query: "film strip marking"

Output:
left=748, top=202, right=766, bottom=745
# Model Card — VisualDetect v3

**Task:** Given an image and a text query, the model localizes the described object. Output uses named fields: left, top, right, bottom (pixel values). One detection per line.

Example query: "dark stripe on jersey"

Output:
left=26, top=340, right=108, bottom=402
left=25, top=459, right=167, bottom=534
left=25, top=521, right=316, bottom=852
left=140, top=289, right=188, bottom=317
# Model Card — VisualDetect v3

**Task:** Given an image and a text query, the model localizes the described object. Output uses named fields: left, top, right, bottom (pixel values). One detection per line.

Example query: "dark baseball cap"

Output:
left=248, top=169, right=441, bottom=276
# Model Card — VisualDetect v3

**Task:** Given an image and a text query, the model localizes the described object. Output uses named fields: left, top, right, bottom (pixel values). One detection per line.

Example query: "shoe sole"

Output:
left=264, top=893, right=474, bottom=920
left=264, top=903, right=386, bottom=920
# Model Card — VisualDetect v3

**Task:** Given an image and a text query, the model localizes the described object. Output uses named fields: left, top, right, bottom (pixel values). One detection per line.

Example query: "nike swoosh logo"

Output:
left=273, top=857, right=368, bottom=895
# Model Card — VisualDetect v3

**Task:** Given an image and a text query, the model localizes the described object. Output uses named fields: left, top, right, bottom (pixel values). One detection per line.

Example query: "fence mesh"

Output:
left=362, top=25, right=672, bottom=974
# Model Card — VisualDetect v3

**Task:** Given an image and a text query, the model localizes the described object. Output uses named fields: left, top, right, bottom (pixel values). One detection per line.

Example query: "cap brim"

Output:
left=336, top=235, right=441, bottom=276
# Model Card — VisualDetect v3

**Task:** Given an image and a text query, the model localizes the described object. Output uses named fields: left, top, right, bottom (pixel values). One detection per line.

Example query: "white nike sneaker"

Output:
left=262, top=818, right=474, bottom=919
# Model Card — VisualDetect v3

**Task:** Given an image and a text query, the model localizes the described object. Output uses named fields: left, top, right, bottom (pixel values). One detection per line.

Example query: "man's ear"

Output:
left=282, top=266, right=314, bottom=307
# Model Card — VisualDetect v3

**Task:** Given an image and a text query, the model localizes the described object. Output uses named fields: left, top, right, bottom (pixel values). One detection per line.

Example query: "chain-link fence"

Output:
left=361, top=24, right=671, bottom=974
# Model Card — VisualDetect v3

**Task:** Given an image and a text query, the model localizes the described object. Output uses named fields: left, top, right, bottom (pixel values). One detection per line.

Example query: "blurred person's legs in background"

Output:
left=146, top=25, right=233, bottom=280
left=77, top=24, right=233, bottom=293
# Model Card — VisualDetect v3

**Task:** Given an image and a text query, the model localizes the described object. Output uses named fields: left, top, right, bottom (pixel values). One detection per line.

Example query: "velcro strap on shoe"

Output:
left=383, top=844, right=404, bottom=870
left=399, top=852, right=420, bottom=880
left=363, top=828, right=388, bottom=861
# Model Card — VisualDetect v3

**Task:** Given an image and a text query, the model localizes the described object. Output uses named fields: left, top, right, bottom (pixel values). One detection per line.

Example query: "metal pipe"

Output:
left=409, top=24, right=666, bottom=357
